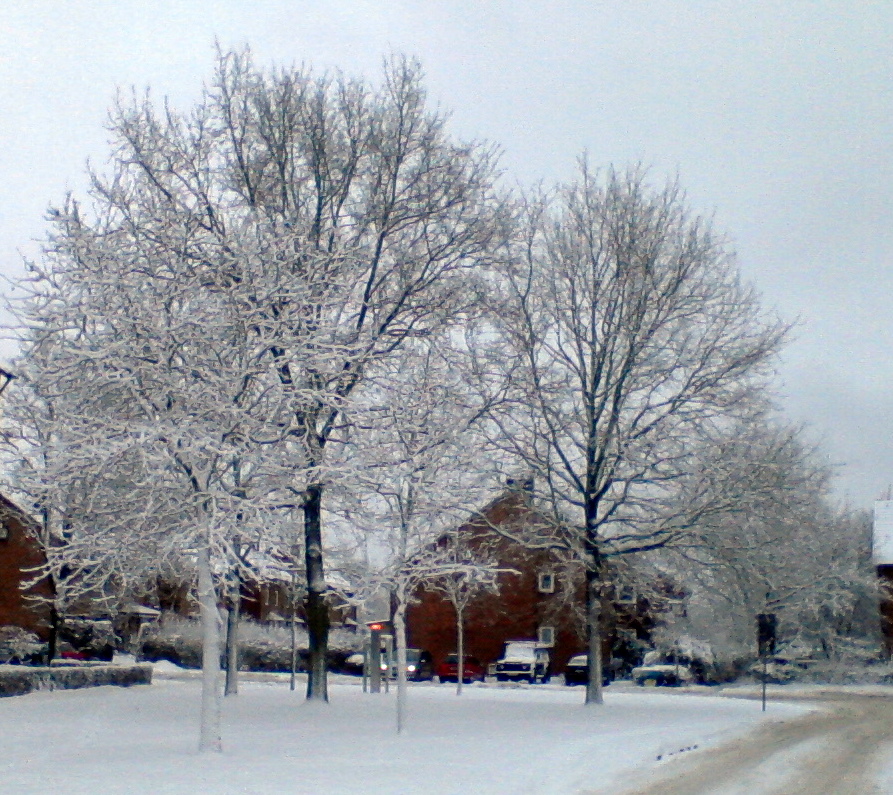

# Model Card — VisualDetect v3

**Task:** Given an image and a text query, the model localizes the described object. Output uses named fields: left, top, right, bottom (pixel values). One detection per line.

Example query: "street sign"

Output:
left=757, top=613, right=777, bottom=657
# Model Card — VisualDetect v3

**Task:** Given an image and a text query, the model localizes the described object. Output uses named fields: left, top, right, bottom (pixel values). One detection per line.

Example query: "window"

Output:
left=537, top=626, right=555, bottom=646
left=537, top=572, right=555, bottom=593
left=616, top=585, right=637, bottom=604
left=0, top=521, right=8, bottom=541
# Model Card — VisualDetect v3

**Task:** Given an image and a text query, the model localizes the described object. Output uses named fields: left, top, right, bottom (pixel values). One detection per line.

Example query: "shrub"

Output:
left=59, top=618, right=118, bottom=661
left=137, top=616, right=360, bottom=672
left=0, top=627, right=47, bottom=664
left=0, top=663, right=152, bottom=697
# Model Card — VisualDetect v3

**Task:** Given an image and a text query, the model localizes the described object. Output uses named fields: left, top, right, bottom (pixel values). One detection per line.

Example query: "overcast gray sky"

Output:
left=1, top=1, right=890, bottom=508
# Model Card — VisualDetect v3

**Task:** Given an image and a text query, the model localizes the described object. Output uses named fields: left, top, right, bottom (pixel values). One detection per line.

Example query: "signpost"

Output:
left=365, top=621, right=392, bottom=694
left=368, top=622, right=384, bottom=693
left=756, top=612, right=777, bottom=712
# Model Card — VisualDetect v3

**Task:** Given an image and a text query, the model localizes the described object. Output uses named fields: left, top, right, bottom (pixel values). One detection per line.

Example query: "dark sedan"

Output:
left=564, top=653, right=611, bottom=686
left=390, top=648, right=435, bottom=681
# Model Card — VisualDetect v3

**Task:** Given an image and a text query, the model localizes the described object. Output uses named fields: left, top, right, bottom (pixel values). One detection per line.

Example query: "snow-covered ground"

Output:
left=0, top=670, right=814, bottom=794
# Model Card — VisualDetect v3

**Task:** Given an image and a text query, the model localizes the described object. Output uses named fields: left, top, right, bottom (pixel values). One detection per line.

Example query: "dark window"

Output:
left=537, top=572, right=555, bottom=593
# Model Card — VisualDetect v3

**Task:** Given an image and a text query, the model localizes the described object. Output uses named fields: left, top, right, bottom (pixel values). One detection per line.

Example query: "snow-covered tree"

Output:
left=336, top=336, right=504, bottom=726
left=664, top=415, right=877, bottom=662
left=426, top=533, right=503, bottom=697
left=488, top=163, right=788, bottom=704
left=197, top=49, right=508, bottom=700
left=5, top=191, right=297, bottom=750
left=8, top=46, right=509, bottom=718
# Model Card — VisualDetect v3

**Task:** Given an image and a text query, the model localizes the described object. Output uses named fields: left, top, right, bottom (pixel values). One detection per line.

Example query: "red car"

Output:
left=436, top=653, right=486, bottom=683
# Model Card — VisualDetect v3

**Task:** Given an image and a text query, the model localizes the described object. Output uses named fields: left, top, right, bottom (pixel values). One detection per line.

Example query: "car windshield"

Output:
left=405, top=650, right=420, bottom=663
left=505, top=646, right=536, bottom=660
left=444, top=654, right=475, bottom=664
left=568, top=654, right=587, bottom=665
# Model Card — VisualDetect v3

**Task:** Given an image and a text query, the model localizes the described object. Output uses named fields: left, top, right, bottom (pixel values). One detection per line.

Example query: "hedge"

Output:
left=0, top=663, right=152, bottom=697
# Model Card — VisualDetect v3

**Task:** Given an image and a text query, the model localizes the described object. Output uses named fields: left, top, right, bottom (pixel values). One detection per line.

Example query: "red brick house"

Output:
left=406, top=484, right=661, bottom=676
left=877, top=566, right=893, bottom=659
left=152, top=557, right=357, bottom=631
left=0, top=492, right=54, bottom=639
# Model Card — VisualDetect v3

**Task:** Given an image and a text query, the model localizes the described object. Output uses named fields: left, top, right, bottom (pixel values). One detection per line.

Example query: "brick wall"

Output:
left=0, top=495, right=54, bottom=639
left=406, top=488, right=660, bottom=676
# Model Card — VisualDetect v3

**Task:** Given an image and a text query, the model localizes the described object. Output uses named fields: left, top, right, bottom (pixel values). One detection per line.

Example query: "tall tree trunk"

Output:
left=224, top=569, right=241, bottom=696
left=394, top=589, right=409, bottom=734
left=304, top=483, right=329, bottom=701
left=456, top=607, right=464, bottom=696
left=197, top=545, right=223, bottom=752
left=584, top=566, right=605, bottom=705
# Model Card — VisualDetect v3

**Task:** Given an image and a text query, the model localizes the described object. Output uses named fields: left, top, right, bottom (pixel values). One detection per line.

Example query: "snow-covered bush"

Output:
left=137, top=617, right=360, bottom=672
left=0, top=627, right=47, bottom=664
left=59, top=618, right=118, bottom=661
left=0, top=663, right=151, bottom=696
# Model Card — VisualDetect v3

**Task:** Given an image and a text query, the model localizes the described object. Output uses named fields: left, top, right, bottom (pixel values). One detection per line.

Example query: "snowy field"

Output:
left=0, top=667, right=818, bottom=795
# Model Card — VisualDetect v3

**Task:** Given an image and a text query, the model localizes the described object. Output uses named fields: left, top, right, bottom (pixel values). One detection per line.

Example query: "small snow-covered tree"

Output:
left=427, top=534, right=503, bottom=696
left=337, top=336, right=504, bottom=726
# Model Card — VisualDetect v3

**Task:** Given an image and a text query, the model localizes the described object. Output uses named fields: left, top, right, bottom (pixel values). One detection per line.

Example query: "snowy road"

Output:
left=608, top=690, right=893, bottom=795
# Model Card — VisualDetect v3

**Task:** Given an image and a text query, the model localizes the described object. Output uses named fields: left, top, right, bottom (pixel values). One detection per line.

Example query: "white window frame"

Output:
left=616, top=585, right=637, bottom=604
left=537, top=625, right=555, bottom=646
left=537, top=572, right=555, bottom=594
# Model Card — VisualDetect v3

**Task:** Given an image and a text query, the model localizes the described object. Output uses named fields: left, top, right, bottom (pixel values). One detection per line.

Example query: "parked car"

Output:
left=342, top=651, right=366, bottom=676
left=494, top=640, right=550, bottom=683
left=563, top=653, right=612, bottom=686
left=631, top=662, right=694, bottom=687
left=390, top=648, right=434, bottom=681
left=436, top=653, right=486, bottom=683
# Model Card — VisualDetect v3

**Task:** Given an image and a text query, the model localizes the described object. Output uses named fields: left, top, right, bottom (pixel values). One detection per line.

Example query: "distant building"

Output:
left=406, top=484, right=668, bottom=677
left=0, top=492, right=54, bottom=639
left=873, top=500, right=893, bottom=658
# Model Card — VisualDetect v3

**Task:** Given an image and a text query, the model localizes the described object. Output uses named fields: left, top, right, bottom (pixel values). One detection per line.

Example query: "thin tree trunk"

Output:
left=42, top=507, right=58, bottom=663
left=584, top=567, right=604, bottom=705
left=47, top=604, right=59, bottom=663
left=290, top=560, right=298, bottom=692
left=394, top=593, right=409, bottom=734
left=456, top=608, right=464, bottom=696
left=304, top=483, right=329, bottom=701
left=224, top=570, right=241, bottom=696
left=197, top=545, right=223, bottom=752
